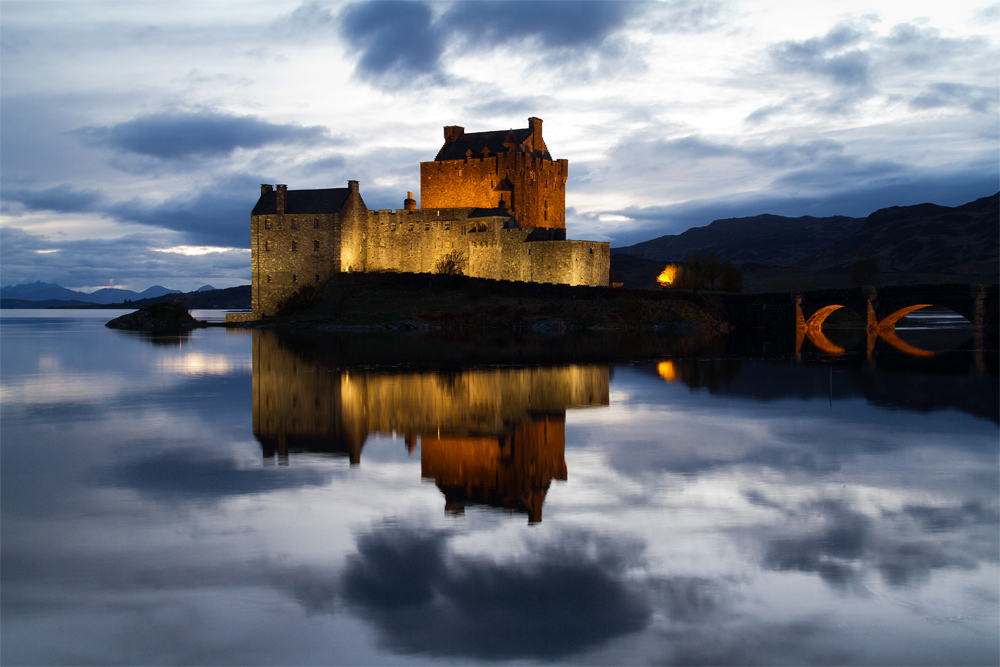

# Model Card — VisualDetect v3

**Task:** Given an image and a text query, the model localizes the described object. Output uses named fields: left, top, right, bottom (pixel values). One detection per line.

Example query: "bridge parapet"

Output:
left=723, top=283, right=998, bottom=356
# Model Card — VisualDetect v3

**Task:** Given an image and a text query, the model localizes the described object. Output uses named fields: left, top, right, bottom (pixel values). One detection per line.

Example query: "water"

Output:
left=2, top=310, right=997, bottom=665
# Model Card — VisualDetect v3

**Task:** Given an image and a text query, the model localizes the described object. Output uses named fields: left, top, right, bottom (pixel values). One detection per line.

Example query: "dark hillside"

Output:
left=800, top=193, right=999, bottom=275
left=613, top=214, right=864, bottom=265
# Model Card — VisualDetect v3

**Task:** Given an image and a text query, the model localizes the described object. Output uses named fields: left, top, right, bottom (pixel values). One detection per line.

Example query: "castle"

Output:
left=252, top=331, right=610, bottom=522
left=246, top=118, right=611, bottom=316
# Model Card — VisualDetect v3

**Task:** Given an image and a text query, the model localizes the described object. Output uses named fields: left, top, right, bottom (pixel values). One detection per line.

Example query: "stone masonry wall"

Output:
left=252, top=211, right=342, bottom=316
left=420, top=152, right=567, bottom=229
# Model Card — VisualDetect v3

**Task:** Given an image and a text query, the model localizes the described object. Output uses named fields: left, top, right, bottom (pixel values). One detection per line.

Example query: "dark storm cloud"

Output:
left=339, top=1, right=446, bottom=83
left=108, top=450, right=332, bottom=500
left=339, top=525, right=651, bottom=659
left=440, top=1, right=635, bottom=50
left=336, top=0, right=650, bottom=87
left=76, top=111, right=329, bottom=160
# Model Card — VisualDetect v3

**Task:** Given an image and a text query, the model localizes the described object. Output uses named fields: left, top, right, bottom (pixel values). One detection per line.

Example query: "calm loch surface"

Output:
left=1, top=311, right=997, bottom=665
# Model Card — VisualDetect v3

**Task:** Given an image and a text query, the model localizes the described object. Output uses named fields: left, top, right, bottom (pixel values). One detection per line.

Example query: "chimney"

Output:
left=528, top=117, right=543, bottom=153
left=404, top=191, right=417, bottom=211
left=276, top=184, right=287, bottom=214
left=444, top=125, right=464, bottom=143
left=260, top=184, right=274, bottom=196
left=348, top=180, right=359, bottom=194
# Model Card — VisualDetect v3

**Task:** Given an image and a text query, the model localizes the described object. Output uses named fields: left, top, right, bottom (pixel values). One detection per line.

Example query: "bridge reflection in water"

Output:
left=252, top=331, right=609, bottom=523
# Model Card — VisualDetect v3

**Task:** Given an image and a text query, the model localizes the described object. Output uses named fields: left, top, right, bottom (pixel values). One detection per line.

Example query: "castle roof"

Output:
left=435, top=127, right=552, bottom=161
left=252, top=188, right=351, bottom=215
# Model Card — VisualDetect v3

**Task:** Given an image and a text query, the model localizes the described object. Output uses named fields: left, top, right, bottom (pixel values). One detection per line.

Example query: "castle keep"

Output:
left=249, top=118, right=610, bottom=316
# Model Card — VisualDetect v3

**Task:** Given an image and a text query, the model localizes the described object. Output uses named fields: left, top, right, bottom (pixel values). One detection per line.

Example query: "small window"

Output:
left=444, top=222, right=450, bottom=231
left=313, top=218, right=320, bottom=228
left=265, top=240, right=272, bottom=251
left=408, top=223, right=414, bottom=231
left=313, top=240, right=320, bottom=251
left=292, top=274, right=297, bottom=283
left=264, top=219, right=271, bottom=229
left=266, top=275, right=271, bottom=283
left=390, top=222, right=396, bottom=231
left=291, top=241, right=298, bottom=251
left=424, top=223, right=430, bottom=231
left=315, top=274, right=320, bottom=283
left=291, top=218, right=298, bottom=229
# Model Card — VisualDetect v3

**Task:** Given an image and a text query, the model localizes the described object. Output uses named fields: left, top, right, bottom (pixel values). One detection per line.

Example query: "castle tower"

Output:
left=419, top=117, right=568, bottom=230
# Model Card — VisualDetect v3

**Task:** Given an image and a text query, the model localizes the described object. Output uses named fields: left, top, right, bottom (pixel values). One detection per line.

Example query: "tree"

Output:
left=719, top=261, right=743, bottom=293
left=704, top=251, right=722, bottom=290
left=850, top=254, right=880, bottom=287
left=680, top=254, right=704, bottom=290
left=435, top=250, right=465, bottom=276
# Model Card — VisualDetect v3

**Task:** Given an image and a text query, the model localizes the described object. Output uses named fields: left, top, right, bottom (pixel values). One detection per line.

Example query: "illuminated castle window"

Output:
left=265, top=219, right=271, bottom=229
left=313, top=219, right=319, bottom=228
left=265, top=240, right=272, bottom=251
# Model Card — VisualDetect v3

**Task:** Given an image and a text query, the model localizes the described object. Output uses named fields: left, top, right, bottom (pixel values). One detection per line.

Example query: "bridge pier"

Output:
left=721, top=282, right=997, bottom=360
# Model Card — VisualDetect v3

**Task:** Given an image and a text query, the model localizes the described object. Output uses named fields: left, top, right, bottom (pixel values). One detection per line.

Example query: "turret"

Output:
left=404, top=191, right=417, bottom=211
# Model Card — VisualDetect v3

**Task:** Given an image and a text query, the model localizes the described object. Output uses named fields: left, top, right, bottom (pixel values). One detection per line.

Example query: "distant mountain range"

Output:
left=1, top=283, right=251, bottom=310
left=614, top=193, right=999, bottom=277
left=0, top=281, right=181, bottom=304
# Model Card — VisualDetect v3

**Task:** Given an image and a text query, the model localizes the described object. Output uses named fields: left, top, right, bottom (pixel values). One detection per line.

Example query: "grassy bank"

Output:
left=258, top=272, right=726, bottom=331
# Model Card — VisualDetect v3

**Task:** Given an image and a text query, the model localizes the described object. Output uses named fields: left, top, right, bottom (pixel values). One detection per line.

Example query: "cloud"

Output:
left=440, top=1, right=636, bottom=50
left=107, top=175, right=259, bottom=247
left=760, top=497, right=989, bottom=590
left=338, top=1, right=446, bottom=84
left=595, top=164, right=998, bottom=247
left=76, top=110, right=329, bottom=160
left=0, top=225, right=250, bottom=292
left=909, top=82, right=999, bottom=113
left=107, top=449, right=332, bottom=500
left=340, top=525, right=651, bottom=659
left=769, top=22, right=873, bottom=91
left=2, top=184, right=103, bottom=215
left=336, top=0, right=649, bottom=88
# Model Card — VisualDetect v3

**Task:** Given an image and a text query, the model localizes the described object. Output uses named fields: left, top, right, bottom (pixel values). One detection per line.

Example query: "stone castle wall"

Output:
left=420, top=152, right=568, bottom=230
left=362, top=207, right=609, bottom=286
left=251, top=210, right=342, bottom=316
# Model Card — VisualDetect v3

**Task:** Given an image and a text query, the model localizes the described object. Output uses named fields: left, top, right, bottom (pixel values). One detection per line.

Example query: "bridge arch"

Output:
left=878, top=304, right=940, bottom=330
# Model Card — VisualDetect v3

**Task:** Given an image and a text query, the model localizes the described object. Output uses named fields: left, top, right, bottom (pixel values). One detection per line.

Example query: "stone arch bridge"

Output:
left=724, top=283, right=999, bottom=357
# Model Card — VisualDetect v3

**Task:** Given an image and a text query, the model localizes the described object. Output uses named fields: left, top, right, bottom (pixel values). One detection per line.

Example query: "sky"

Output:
left=1, top=0, right=997, bottom=293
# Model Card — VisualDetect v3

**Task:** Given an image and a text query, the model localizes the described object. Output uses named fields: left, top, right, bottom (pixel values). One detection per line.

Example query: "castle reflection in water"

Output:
left=252, top=331, right=609, bottom=523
